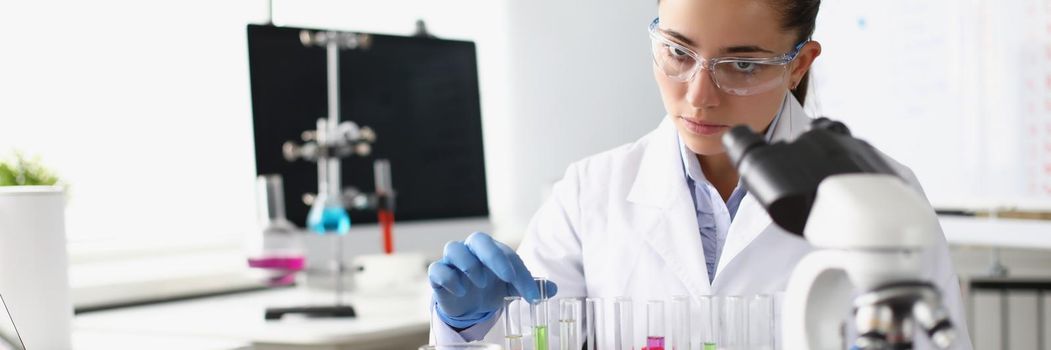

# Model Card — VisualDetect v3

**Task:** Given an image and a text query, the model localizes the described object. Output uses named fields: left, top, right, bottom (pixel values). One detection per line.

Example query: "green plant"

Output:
left=0, top=152, right=61, bottom=186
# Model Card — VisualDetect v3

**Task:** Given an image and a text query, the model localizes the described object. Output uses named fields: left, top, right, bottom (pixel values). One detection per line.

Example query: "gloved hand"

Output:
left=428, top=232, right=558, bottom=329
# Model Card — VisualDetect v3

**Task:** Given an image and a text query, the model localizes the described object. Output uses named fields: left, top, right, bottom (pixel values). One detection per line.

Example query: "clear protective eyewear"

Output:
left=648, top=17, right=809, bottom=96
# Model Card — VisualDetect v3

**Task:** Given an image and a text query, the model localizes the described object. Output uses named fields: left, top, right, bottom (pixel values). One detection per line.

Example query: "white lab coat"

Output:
left=431, top=96, right=973, bottom=349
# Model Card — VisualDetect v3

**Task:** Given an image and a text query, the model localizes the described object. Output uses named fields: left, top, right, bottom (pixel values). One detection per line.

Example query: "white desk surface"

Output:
left=73, top=287, right=432, bottom=349
left=73, top=330, right=251, bottom=350
left=939, top=216, right=1051, bottom=250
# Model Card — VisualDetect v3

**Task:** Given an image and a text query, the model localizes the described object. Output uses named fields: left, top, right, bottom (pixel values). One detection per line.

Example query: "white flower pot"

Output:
left=0, top=186, right=72, bottom=349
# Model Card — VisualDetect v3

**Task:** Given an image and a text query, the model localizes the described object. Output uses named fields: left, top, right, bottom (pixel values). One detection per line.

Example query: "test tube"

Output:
left=748, top=294, right=774, bottom=350
left=532, top=278, right=551, bottom=350
left=559, top=298, right=583, bottom=350
left=720, top=296, right=748, bottom=350
left=613, top=297, right=634, bottom=350
left=504, top=296, right=526, bottom=350
left=699, top=296, right=717, bottom=350
left=670, top=295, right=690, bottom=350
left=647, top=300, right=666, bottom=350
left=585, top=298, right=603, bottom=350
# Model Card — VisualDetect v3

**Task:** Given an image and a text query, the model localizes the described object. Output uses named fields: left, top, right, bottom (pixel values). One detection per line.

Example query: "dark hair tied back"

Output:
left=772, top=0, right=820, bottom=104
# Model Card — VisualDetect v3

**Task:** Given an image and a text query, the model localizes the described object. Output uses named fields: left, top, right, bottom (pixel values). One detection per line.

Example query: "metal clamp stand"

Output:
left=265, top=29, right=375, bottom=321
left=985, top=209, right=1010, bottom=277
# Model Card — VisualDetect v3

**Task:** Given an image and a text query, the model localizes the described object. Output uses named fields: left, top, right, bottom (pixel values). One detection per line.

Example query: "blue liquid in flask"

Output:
left=307, top=205, right=351, bottom=235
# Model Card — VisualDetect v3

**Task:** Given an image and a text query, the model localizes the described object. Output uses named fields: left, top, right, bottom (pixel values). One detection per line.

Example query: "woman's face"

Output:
left=655, top=0, right=821, bottom=155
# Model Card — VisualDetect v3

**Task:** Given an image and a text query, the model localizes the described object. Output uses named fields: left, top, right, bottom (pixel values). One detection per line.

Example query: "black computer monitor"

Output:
left=247, top=24, right=488, bottom=227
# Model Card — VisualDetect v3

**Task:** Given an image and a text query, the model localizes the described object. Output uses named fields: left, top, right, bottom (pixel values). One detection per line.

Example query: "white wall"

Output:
left=499, top=0, right=664, bottom=241
left=809, top=0, right=1051, bottom=209
left=0, top=1, right=261, bottom=246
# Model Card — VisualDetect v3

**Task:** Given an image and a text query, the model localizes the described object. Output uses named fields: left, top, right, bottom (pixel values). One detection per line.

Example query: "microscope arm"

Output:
left=782, top=250, right=853, bottom=350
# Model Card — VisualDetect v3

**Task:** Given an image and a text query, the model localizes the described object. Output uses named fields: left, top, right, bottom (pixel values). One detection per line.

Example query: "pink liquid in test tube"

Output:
left=247, top=256, right=305, bottom=286
left=247, top=256, right=305, bottom=270
left=646, top=336, right=665, bottom=350
left=646, top=300, right=665, bottom=350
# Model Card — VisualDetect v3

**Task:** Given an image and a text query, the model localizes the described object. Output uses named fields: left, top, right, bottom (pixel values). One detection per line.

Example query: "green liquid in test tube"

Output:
left=531, top=277, right=550, bottom=350
left=534, top=324, right=549, bottom=350
left=699, top=296, right=717, bottom=350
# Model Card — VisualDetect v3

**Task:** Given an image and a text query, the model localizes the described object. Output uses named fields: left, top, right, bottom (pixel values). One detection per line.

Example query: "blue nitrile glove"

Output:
left=428, top=232, right=558, bottom=329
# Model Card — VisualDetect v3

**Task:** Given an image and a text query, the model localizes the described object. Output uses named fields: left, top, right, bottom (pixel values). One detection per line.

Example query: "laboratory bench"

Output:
left=67, top=216, right=1051, bottom=349
left=72, top=286, right=432, bottom=350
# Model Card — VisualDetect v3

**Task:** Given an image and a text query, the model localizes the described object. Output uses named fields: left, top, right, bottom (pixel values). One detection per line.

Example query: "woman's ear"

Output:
left=790, top=41, right=822, bottom=87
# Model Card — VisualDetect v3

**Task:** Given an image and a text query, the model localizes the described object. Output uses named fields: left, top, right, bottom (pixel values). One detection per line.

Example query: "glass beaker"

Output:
left=248, top=175, right=305, bottom=286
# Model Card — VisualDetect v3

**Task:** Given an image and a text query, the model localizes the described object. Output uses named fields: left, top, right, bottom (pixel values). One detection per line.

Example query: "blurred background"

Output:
left=0, top=0, right=1049, bottom=349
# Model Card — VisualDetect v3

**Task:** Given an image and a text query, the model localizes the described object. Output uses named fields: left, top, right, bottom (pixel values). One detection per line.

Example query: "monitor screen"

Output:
left=247, top=24, right=488, bottom=227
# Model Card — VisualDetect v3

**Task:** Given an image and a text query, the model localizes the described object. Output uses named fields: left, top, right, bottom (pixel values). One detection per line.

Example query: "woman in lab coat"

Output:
left=428, top=0, right=973, bottom=348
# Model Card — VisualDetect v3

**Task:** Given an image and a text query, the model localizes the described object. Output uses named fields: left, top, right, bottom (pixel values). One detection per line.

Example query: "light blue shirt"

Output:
left=678, top=111, right=781, bottom=284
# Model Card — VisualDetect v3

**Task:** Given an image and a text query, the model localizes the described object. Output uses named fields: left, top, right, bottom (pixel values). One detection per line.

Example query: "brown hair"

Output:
left=656, top=0, right=821, bottom=103
left=771, top=0, right=821, bottom=104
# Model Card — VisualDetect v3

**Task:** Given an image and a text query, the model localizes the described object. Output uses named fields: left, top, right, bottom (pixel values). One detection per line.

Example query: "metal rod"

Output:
left=326, top=39, right=341, bottom=200
left=1038, top=290, right=1045, bottom=350
left=966, top=277, right=975, bottom=345
left=1001, top=290, right=1008, bottom=350
left=374, top=159, right=392, bottom=195
left=315, top=118, right=328, bottom=199
left=327, top=36, right=339, bottom=136
left=334, top=235, right=344, bottom=305
left=265, top=0, right=273, bottom=25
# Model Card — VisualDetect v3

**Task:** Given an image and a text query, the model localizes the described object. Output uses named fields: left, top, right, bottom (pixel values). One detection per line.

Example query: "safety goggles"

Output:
left=648, top=17, right=809, bottom=96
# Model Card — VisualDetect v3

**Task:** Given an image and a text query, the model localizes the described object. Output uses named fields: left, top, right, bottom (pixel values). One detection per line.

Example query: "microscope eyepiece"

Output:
left=719, top=118, right=898, bottom=235
left=812, top=117, right=852, bottom=135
